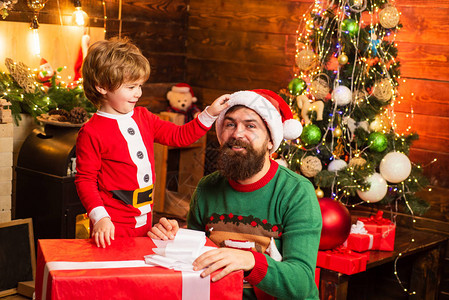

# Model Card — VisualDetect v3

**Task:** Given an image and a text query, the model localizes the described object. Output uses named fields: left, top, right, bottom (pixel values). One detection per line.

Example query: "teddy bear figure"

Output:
left=166, top=83, right=201, bottom=123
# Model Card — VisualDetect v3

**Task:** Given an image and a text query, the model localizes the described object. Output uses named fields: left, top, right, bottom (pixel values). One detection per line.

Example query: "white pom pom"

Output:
left=283, top=119, right=303, bottom=139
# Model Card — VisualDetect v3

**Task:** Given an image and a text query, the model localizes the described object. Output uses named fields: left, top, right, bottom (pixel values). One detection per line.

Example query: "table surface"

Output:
left=365, top=226, right=448, bottom=269
left=318, top=225, right=449, bottom=300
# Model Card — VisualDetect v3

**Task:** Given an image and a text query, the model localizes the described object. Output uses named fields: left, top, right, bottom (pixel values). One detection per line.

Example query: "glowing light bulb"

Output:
left=72, top=0, right=89, bottom=26
left=31, top=29, right=41, bottom=56
left=30, top=16, right=41, bottom=56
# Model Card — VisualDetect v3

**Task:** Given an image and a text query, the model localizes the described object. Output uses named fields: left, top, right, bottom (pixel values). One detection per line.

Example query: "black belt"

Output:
left=111, top=185, right=153, bottom=208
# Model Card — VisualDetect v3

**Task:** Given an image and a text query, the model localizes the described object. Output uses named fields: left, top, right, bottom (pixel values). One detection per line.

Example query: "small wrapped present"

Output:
left=316, top=246, right=369, bottom=275
left=357, top=211, right=396, bottom=251
left=343, top=221, right=382, bottom=252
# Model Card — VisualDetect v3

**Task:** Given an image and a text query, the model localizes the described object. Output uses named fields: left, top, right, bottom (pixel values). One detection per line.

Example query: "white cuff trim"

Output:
left=197, top=106, right=217, bottom=128
left=89, top=206, right=110, bottom=225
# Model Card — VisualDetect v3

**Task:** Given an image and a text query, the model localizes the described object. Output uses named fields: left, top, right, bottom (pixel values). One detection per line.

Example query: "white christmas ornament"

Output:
left=379, top=151, right=412, bottom=183
left=328, top=159, right=348, bottom=172
left=332, top=86, right=352, bottom=106
left=357, top=172, right=388, bottom=203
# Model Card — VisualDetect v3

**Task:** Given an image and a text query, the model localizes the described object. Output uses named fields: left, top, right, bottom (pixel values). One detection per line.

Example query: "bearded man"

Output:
left=151, top=90, right=322, bottom=300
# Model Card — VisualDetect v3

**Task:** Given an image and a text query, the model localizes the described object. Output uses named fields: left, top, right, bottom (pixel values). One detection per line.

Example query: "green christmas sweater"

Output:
left=187, top=160, right=322, bottom=300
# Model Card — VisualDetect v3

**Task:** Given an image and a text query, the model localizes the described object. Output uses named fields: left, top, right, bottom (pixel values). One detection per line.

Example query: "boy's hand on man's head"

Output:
left=92, top=217, right=115, bottom=248
left=206, top=94, right=231, bottom=117
left=148, top=217, right=179, bottom=240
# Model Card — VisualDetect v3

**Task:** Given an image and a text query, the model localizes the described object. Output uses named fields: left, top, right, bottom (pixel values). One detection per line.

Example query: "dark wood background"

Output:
left=2, top=0, right=449, bottom=297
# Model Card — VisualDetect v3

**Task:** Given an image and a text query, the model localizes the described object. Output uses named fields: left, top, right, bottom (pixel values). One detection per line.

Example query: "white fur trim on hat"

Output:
left=216, top=91, right=284, bottom=154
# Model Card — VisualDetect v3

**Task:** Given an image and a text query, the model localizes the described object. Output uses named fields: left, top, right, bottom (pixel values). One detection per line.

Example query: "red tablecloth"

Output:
left=35, top=237, right=243, bottom=300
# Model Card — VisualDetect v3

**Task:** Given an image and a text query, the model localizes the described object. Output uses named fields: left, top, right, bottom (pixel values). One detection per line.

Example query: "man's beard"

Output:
left=217, top=138, right=267, bottom=181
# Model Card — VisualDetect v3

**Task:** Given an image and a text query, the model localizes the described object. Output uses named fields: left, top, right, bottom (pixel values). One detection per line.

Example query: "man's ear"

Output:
left=267, top=139, right=274, bottom=151
left=96, top=86, right=107, bottom=95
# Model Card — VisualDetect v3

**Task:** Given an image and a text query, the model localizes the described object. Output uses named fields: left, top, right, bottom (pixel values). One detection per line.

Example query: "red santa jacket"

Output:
left=75, top=106, right=213, bottom=231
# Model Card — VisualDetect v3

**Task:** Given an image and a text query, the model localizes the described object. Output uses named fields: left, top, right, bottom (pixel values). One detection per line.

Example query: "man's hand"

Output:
left=148, top=217, right=179, bottom=240
left=206, top=94, right=231, bottom=117
left=92, top=217, right=115, bottom=248
left=193, top=248, right=255, bottom=282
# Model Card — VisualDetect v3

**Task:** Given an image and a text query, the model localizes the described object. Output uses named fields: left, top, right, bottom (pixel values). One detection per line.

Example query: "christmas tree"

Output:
left=277, top=0, right=429, bottom=215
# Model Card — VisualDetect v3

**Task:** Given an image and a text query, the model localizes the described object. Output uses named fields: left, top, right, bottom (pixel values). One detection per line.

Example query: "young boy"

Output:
left=75, top=37, right=229, bottom=248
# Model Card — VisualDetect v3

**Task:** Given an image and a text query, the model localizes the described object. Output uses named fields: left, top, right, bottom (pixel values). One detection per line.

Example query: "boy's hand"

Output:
left=192, top=248, right=255, bottom=282
left=148, top=217, right=179, bottom=240
left=92, top=217, right=115, bottom=248
left=206, top=94, right=231, bottom=117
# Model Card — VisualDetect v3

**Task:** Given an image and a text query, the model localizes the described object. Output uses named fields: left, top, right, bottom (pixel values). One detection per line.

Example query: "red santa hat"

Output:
left=215, top=89, right=303, bottom=154
left=170, top=83, right=197, bottom=102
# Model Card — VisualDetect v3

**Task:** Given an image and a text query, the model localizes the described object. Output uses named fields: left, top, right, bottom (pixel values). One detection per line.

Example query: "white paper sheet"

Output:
left=145, top=228, right=215, bottom=271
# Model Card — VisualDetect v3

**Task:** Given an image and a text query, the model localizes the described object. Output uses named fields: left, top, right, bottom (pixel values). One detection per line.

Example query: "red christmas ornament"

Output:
left=318, top=198, right=352, bottom=250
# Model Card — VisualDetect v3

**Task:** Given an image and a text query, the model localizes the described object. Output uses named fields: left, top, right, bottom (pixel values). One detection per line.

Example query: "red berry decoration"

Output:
left=318, top=198, right=352, bottom=250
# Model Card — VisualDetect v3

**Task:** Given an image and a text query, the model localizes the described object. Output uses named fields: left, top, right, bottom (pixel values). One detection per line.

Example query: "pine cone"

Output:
left=69, top=107, right=88, bottom=124
left=57, top=115, right=69, bottom=122
left=49, top=108, right=70, bottom=119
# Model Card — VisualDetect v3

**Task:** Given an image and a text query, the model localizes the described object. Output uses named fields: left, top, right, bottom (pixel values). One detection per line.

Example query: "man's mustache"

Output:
left=224, top=139, right=250, bottom=149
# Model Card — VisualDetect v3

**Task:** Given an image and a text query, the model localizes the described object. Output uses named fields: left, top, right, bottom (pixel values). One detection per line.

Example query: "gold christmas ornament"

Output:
left=334, top=126, right=343, bottom=137
left=310, top=77, right=330, bottom=100
left=348, top=157, right=367, bottom=168
left=307, top=22, right=314, bottom=31
left=5, top=58, right=37, bottom=93
left=300, top=156, right=322, bottom=178
left=372, top=78, right=393, bottom=102
left=338, top=53, right=349, bottom=65
left=315, top=187, right=324, bottom=199
left=296, top=49, right=316, bottom=71
left=379, top=5, right=400, bottom=29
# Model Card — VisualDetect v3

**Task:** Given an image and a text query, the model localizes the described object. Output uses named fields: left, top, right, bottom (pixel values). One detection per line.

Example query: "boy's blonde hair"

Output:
left=82, top=37, right=151, bottom=108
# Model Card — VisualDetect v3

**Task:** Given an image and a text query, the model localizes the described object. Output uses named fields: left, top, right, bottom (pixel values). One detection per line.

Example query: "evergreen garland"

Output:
left=0, top=68, right=95, bottom=125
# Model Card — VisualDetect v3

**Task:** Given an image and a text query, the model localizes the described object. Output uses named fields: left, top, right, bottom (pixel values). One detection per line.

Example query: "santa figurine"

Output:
left=166, top=83, right=201, bottom=123
left=37, top=58, right=55, bottom=88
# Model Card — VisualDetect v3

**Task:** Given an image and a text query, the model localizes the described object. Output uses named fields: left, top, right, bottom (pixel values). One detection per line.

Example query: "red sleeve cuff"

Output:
left=244, top=250, right=268, bottom=285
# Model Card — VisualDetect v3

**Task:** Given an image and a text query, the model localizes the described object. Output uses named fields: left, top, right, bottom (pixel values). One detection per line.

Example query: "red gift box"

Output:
left=345, top=232, right=382, bottom=252
left=35, top=237, right=243, bottom=300
left=316, top=246, right=369, bottom=275
left=357, top=211, right=396, bottom=251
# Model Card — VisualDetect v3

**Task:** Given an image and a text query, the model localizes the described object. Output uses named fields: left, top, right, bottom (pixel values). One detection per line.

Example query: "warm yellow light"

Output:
left=72, top=7, right=89, bottom=26
left=31, top=28, right=41, bottom=56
